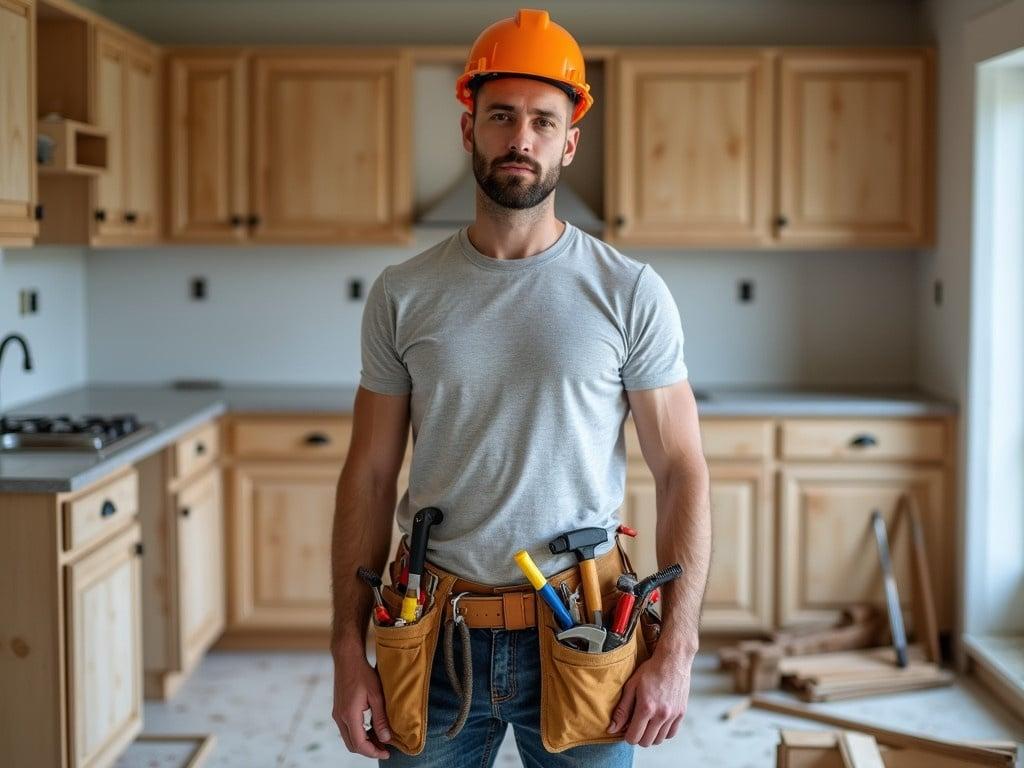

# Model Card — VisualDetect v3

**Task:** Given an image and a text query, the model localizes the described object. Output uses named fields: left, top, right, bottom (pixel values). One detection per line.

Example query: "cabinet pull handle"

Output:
left=134, top=542, right=145, bottom=556
left=94, top=208, right=107, bottom=222
left=195, top=441, right=206, bottom=455
left=181, top=507, right=191, bottom=518
left=34, top=204, right=44, bottom=221
left=247, top=214, right=261, bottom=228
left=849, top=434, right=878, bottom=448
left=230, top=214, right=244, bottom=227
left=615, top=215, right=626, bottom=229
left=305, top=432, right=331, bottom=446
left=124, top=211, right=138, bottom=224
left=100, top=500, right=117, bottom=518
left=774, top=215, right=788, bottom=228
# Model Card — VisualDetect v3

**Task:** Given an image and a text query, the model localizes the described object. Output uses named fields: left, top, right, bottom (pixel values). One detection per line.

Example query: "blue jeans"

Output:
left=382, top=625, right=634, bottom=767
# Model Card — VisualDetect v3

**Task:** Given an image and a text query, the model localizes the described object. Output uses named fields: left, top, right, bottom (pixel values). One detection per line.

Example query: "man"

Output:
left=331, top=8, right=710, bottom=766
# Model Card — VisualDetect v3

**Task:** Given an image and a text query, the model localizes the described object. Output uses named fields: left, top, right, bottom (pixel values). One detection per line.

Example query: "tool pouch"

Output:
left=373, top=568, right=456, bottom=756
left=536, top=537, right=653, bottom=754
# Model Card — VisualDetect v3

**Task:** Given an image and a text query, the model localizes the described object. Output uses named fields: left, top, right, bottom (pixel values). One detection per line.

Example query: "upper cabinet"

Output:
left=34, top=0, right=161, bottom=247
left=166, top=49, right=412, bottom=244
left=611, top=47, right=933, bottom=250
left=614, top=51, right=774, bottom=248
left=94, top=26, right=160, bottom=242
left=776, top=50, right=931, bottom=248
left=0, top=0, right=38, bottom=246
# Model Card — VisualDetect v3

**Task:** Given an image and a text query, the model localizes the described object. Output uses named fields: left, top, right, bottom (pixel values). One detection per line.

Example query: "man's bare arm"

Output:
left=330, top=385, right=410, bottom=656
left=627, top=379, right=711, bottom=658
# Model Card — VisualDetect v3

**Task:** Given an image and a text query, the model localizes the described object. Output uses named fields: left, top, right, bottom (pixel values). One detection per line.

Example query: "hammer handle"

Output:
left=579, top=559, right=602, bottom=625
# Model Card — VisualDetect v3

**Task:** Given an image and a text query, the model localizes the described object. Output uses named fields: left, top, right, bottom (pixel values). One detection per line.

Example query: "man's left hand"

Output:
left=607, top=650, right=693, bottom=747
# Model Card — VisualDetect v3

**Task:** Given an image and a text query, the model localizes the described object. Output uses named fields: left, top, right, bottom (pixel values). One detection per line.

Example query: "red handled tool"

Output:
left=357, top=566, right=393, bottom=625
left=611, top=574, right=637, bottom=635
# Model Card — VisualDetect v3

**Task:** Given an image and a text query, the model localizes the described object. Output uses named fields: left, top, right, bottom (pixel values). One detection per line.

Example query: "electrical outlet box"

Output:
left=18, top=289, right=39, bottom=316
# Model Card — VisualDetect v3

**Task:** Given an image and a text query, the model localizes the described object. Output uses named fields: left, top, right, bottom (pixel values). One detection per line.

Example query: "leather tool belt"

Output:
left=387, top=533, right=636, bottom=630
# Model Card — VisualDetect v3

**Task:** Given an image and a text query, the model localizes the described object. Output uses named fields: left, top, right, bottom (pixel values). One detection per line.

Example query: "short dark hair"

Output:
left=469, top=73, right=577, bottom=122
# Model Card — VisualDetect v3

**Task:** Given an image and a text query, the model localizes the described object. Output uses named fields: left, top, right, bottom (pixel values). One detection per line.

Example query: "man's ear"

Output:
left=460, top=112, right=474, bottom=154
left=561, top=125, right=581, bottom=167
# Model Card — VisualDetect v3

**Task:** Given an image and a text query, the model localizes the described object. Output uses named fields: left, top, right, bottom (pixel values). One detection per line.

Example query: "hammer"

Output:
left=557, top=623, right=607, bottom=654
left=549, top=527, right=608, bottom=626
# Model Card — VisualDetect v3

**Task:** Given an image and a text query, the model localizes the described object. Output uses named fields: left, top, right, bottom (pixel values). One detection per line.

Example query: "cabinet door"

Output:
left=176, top=466, right=225, bottom=671
left=66, top=524, right=143, bottom=768
left=123, top=47, right=159, bottom=239
left=613, top=52, right=773, bottom=247
left=777, top=463, right=946, bottom=629
left=777, top=51, right=931, bottom=247
left=167, top=54, right=248, bottom=241
left=620, top=463, right=773, bottom=632
left=94, top=28, right=127, bottom=236
left=250, top=53, right=411, bottom=242
left=0, top=0, right=37, bottom=245
left=229, top=462, right=338, bottom=629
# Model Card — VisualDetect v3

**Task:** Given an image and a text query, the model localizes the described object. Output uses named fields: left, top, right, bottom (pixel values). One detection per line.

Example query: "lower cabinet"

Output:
left=777, top=462, right=947, bottom=629
left=66, top=525, right=144, bottom=768
left=0, top=467, right=143, bottom=767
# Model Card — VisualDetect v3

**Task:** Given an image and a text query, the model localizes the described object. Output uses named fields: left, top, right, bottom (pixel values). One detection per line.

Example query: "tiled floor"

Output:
left=118, top=651, right=1024, bottom=767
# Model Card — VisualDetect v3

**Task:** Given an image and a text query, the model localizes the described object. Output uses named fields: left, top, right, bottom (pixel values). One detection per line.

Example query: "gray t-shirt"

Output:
left=359, top=221, right=688, bottom=585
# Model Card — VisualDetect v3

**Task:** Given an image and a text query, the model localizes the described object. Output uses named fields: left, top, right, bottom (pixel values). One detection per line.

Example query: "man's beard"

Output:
left=472, top=145, right=562, bottom=210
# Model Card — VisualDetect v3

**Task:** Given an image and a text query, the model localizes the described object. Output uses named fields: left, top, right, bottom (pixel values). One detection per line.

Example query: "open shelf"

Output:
left=37, top=118, right=108, bottom=175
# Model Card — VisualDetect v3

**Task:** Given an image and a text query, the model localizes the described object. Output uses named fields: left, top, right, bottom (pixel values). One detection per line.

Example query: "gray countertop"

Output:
left=0, top=382, right=956, bottom=494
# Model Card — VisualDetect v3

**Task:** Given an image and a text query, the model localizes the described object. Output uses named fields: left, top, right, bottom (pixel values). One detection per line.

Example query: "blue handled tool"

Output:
left=514, top=550, right=575, bottom=631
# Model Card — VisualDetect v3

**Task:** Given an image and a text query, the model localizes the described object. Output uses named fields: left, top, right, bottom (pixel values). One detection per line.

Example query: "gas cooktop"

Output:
left=0, top=413, right=157, bottom=453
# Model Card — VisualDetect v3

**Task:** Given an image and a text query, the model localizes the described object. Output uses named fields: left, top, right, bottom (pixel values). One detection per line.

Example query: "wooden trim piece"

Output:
left=133, top=733, right=216, bottom=768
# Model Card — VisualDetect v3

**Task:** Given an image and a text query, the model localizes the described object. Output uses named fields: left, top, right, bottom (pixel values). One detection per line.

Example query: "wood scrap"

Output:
left=839, top=731, right=886, bottom=768
left=899, top=494, right=942, bottom=663
left=752, top=696, right=1017, bottom=767
left=720, top=696, right=752, bottom=721
left=778, top=646, right=952, bottom=702
left=777, top=731, right=1015, bottom=768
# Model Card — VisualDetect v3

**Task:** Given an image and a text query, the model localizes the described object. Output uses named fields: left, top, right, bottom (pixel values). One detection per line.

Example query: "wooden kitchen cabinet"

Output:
left=613, top=51, right=774, bottom=248
left=0, top=0, right=38, bottom=246
left=612, top=47, right=933, bottom=249
left=221, top=413, right=411, bottom=646
left=776, top=49, right=933, bottom=247
left=777, top=461, right=947, bottom=629
left=166, top=52, right=248, bottom=241
left=165, top=49, right=412, bottom=244
left=622, top=418, right=775, bottom=632
left=94, top=26, right=160, bottom=243
left=66, top=523, right=144, bottom=768
left=0, top=466, right=143, bottom=767
left=138, top=419, right=225, bottom=699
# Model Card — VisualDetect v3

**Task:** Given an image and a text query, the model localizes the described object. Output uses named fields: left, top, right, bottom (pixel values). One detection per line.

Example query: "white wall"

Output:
left=0, top=248, right=88, bottom=410
left=73, top=0, right=927, bottom=390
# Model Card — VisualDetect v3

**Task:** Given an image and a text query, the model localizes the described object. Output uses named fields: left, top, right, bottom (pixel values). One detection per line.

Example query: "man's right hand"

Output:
left=332, top=648, right=392, bottom=760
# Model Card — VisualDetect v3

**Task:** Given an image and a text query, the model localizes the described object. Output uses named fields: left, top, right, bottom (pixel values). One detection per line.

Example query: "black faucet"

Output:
left=0, top=333, right=34, bottom=415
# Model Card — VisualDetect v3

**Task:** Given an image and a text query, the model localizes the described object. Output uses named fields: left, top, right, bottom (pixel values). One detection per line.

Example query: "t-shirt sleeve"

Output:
left=359, top=267, right=413, bottom=395
left=620, top=264, right=689, bottom=391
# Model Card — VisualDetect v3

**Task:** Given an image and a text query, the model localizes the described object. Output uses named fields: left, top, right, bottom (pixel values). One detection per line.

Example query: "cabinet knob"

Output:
left=100, top=500, right=117, bottom=518
left=181, top=506, right=191, bottom=518
left=615, top=215, right=626, bottom=229
left=304, top=432, right=331, bottom=446
left=230, top=214, right=244, bottom=227
left=247, top=214, right=261, bottom=228
left=94, top=209, right=107, bottom=222
left=849, top=433, right=878, bottom=448
left=124, top=211, right=138, bottom=224
left=195, top=441, right=206, bottom=455
left=774, top=215, right=788, bottom=228
left=134, top=542, right=145, bottom=556
left=34, top=204, right=44, bottom=221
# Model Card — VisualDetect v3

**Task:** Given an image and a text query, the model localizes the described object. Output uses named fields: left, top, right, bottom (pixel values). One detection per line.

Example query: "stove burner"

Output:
left=1, top=413, right=153, bottom=453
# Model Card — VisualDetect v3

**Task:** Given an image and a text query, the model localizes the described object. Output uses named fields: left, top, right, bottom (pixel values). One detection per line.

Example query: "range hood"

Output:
left=417, top=170, right=604, bottom=233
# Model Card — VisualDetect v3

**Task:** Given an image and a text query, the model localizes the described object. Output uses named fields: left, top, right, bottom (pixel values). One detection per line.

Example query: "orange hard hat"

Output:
left=456, top=8, right=593, bottom=125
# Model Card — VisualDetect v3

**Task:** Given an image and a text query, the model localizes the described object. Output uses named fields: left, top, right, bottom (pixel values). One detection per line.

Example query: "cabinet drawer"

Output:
left=63, top=469, right=139, bottom=552
left=780, top=419, right=946, bottom=462
left=231, top=416, right=352, bottom=459
left=173, top=421, right=220, bottom=481
left=625, top=418, right=772, bottom=461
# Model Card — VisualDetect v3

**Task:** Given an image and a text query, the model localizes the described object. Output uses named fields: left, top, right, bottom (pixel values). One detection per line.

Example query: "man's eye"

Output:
left=492, top=113, right=511, bottom=121
left=537, top=119, right=554, bottom=128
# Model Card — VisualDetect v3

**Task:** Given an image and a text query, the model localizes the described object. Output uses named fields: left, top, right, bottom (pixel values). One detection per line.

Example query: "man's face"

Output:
left=461, top=77, right=580, bottom=211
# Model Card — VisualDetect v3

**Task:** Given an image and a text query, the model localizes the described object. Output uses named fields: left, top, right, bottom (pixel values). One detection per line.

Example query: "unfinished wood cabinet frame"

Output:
left=0, top=0, right=39, bottom=245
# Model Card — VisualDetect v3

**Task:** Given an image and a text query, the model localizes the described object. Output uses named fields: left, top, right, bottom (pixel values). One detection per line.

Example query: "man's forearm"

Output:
left=330, top=460, right=398, bottom=658
left=652, top=462, right=711, bottom=660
